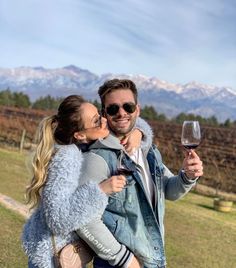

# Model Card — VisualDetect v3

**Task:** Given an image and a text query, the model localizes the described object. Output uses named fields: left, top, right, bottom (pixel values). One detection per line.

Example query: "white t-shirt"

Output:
left=129, top=148, right=155, bottom=205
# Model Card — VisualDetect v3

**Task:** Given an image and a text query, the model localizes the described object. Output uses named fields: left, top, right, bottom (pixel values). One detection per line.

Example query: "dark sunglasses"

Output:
left=105, top=102, right=136, bottom=116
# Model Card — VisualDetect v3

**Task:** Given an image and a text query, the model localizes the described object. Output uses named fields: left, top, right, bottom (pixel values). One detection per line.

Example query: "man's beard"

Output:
left=109, top=115, right=136, bottom=138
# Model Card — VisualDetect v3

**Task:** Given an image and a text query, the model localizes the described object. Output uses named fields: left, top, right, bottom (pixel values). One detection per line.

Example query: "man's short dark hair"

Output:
left=98, top=79, right=138, bottom=107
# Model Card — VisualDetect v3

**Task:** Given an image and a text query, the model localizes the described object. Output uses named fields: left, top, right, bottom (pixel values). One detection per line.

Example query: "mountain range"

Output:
left=0, top=65, right=236, bottom=122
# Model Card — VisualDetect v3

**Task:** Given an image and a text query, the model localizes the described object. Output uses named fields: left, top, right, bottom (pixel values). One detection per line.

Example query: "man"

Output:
left=79, top=79, right=203, bottom=268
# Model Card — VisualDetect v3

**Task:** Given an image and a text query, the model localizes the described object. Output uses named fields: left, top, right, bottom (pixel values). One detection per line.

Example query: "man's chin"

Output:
left=109, top=121, right=135, bottom=135
left=113, top=126, right=131, bottom=136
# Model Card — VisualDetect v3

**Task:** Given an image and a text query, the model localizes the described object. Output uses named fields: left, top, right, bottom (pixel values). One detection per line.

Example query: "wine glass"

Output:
left=181, top=121, right=201, bottom=150
left=116, top=152, right=135, bottom=188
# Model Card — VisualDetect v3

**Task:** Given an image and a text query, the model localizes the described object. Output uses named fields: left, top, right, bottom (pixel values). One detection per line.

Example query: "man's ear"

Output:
left=74, top=131, right=86, bottom=142
left=136, top=104, right=140, bottom=117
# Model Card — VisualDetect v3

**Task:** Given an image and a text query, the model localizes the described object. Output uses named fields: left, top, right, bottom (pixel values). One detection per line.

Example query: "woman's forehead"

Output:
left=81, top=103, right=98, bottom=119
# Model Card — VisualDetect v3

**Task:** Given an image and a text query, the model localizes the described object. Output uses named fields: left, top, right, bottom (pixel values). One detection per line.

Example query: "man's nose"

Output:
left=117, top=106, right=127, bottom=116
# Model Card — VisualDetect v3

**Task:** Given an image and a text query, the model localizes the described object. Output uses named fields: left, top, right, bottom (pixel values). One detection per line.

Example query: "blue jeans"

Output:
left=28, top=261, right=38, bottom=268
left=93, top=257, right=111, bottom=268
left=93, top=257, right=166, bottom=268
left=29, top=260, right=87, bottom=268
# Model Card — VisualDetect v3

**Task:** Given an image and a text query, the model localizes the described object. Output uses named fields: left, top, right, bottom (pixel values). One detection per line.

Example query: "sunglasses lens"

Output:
left=106, top=103, right=136, bottom=116
left=123, top=103, right=136, bottom=113
left=106, top=104, right=120, bottom=116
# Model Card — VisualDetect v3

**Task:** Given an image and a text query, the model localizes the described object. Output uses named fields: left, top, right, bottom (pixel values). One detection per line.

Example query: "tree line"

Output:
left=1, top=88, right=236, bottom=128
left=0, top=89, right=63, bottom=110
left=140, top=106, right=236, bottom=128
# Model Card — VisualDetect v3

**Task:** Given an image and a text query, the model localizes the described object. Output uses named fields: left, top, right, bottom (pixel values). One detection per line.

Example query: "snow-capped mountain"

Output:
left=0, top=65, right=236, bottom=122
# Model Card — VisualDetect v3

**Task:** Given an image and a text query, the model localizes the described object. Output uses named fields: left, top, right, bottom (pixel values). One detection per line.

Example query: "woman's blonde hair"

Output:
left=26, top=116, right=57, bottom=208
left=26, top=95, right=86, bottom=208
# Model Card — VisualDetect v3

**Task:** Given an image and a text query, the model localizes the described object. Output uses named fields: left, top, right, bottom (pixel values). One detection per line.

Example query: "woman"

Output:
left=22, top=95, right=152, bottom=268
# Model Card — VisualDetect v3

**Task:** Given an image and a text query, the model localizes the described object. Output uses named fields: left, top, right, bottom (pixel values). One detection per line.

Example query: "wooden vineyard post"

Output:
left=20, top=129, right=26, bottom=153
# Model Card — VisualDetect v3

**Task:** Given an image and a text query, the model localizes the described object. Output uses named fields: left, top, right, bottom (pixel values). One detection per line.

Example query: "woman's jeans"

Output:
left=28, top=261, right=38, bottom=268
left=93, top=257, right=166, bottom=268
left=28, top=260, right=87, bottom=268
left=93, top=257, right=112, bottom=268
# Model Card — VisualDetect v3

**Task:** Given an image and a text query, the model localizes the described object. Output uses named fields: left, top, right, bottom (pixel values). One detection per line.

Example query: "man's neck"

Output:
left=113, top=132, right=132, bottom=141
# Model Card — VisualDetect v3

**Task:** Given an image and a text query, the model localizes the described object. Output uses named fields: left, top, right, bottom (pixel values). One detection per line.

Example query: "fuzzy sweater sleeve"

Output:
left=42, top=144, right=108, bottom=236
left=135, top=117, right=153, bottom=152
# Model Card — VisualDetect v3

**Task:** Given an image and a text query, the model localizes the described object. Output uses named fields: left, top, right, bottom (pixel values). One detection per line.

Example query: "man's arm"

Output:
left=135, top=117, right=153, bottom=152
left=162, top=164, right=197, bottom=200
left=163, top=150, right=203, bottom=200
left=122, top=117, right=153, bottom=155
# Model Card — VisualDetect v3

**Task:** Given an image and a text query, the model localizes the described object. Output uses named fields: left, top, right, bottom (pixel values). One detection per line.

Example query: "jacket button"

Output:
left=154, top=247, right=159, bottom=250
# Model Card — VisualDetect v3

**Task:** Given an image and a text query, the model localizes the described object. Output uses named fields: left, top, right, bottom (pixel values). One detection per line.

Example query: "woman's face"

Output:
left=77, top=102, right=109, bottom=142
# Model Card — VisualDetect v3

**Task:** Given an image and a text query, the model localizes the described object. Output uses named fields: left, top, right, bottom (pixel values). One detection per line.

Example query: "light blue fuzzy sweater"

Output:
left=22, top=144, right=108, bottom=268
left=22, top=117, right=153, bottom=268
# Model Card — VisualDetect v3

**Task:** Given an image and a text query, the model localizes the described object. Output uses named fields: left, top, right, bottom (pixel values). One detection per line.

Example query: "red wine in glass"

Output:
left=117, top=167, right=133, bottom=176
left=117, top=168, right=134, bottom=187
left=181, top=121, right=201, bottom=150
left=183, top=144, right=199, bottom=150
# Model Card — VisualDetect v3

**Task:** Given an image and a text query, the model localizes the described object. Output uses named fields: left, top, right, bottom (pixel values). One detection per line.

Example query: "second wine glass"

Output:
left=116, top=152, right=135, bottom=188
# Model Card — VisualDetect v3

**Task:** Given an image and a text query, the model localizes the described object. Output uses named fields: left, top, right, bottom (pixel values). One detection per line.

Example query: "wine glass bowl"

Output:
left=181, top=121, right=201, bottom=150
left=116, top=153, right=135, bottom=187
left=116, top=167, right=133, bottom=176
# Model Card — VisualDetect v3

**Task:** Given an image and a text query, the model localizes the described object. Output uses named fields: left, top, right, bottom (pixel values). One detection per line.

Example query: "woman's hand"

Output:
left=121, top=129, right=143, bottom=155
left=99, top=175, right=126, bottom=195
left=128, top=256, right=141, bottom=268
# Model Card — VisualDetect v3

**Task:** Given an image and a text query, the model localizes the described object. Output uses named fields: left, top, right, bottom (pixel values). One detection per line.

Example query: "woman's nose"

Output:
left=101, top=116, right=107, bottom=123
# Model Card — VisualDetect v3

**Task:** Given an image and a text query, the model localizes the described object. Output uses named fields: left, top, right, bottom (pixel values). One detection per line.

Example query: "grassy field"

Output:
left=0, top=147, right=31, bottom=203
left=0, top=147, right=236, bottom=268
left=165, top=193, right=236, bottom=268
left=0, top=204, right=27, bottom=267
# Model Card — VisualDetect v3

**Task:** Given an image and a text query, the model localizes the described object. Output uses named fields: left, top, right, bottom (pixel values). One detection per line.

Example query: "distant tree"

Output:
left=195, top=115, right=207, bottom=125
left=223, top=118, right=231, bottom=128
left=0, top=89, right=15, bottom=106
left=206, top=115, right=218, bottom=126
left=0, top=88, right=31, bottom=107
left=13, top=92, right=31, bottom=108
left=174, top=112, right=188, bottom=124
left=140, top=106, right=167, bottom=122
left=173, top=112, right=220, bottom=127
left=32, top=95, right=63, bottom=110
left=141, top=105, right=158, bottom=120
left=156, top=113, right=167, bottom=122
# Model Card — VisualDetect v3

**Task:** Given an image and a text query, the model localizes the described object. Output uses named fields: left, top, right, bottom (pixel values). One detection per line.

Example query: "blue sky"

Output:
left=1, top=0, right=236, bottom=89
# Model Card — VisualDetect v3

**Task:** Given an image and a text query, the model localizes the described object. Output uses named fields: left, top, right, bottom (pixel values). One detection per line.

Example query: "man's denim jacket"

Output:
left=80, top=135, right=196, bottom=268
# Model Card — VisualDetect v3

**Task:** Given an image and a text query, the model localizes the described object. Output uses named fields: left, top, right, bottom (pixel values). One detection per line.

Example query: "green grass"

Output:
left=0, top=147, right=236, bottom=268
left=0, top=148, right=31, bottom=203
left=165, top=193, right=236, bottom=268
left=0, top=204, right=27, bottom=267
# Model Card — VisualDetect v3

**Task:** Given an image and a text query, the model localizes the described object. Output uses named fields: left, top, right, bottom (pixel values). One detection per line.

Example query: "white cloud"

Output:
left=0, top=0, right=235, bottom=89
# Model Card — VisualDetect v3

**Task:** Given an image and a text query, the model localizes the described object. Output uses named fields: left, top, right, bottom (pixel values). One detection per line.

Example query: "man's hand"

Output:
left=121, top=129, right=143, bottom=155
left=182, top=150, right=203, bottom=179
